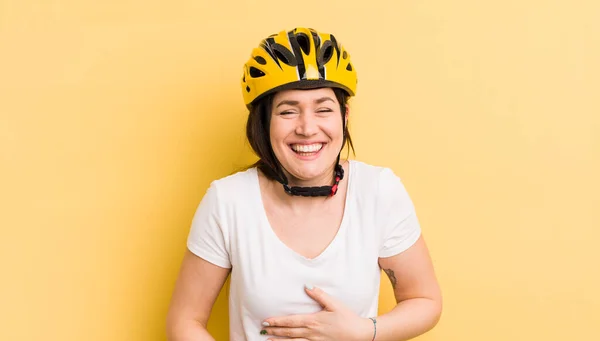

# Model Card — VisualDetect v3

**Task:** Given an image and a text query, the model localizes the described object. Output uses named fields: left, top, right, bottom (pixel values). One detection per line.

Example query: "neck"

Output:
left=284, top=165, right=338, bottom=188
left=268, top=160, right=347, bottom=205
left=273, top=182, right=329, bottom=209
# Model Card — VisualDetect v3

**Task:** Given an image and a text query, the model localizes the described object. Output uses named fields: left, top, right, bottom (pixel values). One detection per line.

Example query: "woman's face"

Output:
left=270, top=87, right=347, bottom=186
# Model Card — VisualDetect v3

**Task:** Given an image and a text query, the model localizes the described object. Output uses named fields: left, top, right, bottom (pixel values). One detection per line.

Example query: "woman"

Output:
left=166, top=27, right=442, bottom=341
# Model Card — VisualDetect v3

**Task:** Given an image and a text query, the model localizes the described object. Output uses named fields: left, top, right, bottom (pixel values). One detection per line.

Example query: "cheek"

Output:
left=323, top=119, right=345, bottom=140
left=269, top=121, right=290, bottom=148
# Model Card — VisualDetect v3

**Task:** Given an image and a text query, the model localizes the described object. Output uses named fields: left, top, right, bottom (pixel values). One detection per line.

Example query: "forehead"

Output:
left=272, top=88, right=338, bottom=105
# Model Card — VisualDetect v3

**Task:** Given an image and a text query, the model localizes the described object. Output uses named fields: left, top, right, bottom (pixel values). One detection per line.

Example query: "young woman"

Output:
left=167, top=27, right=442, bottom=341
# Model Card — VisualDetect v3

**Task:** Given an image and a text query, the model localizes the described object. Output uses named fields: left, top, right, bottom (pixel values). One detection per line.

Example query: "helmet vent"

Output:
left=296, top=33, right=311, bottom=55
left=254, top=56, right=267, bottom=65
left=272, top=43, right=298, bottom=66
left=346, top=63, right=353, bottom=71
left=249, top=67, right=266, bottom=78
left=342, top=51, right=348, bottom=59
left=318, top=40, right=334, bottom=65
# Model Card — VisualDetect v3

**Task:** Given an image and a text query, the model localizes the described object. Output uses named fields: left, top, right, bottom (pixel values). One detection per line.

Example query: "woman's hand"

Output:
left=260, top=285, right=375, bottom=341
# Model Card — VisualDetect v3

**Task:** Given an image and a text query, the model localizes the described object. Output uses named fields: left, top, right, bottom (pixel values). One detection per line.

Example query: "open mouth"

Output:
left=289, top=143, right=325, bottom=157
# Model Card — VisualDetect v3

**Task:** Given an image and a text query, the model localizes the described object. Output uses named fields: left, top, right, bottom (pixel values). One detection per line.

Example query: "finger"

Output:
left=304, top=284, right=340, bottom=311
left=261, top=327, right=309, bottom=338
left=262, top=315, right=310, bottom=328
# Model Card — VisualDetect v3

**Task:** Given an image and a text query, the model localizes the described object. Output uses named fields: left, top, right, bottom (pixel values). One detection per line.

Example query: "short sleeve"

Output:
left=377, top=168, right=422, bottom=258
left=186, top=182, right=232, bottom=268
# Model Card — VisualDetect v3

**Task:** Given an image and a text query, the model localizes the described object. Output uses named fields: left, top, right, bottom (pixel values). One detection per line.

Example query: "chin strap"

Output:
left=281, top=163, right=344, bottom=197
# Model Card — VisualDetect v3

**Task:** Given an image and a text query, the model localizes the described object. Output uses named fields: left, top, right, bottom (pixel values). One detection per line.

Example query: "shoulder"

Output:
left=202, top=167, right=258, bottom=205
left=349, top=160, right=404, bottom=193
left=211, top=167, right=257, bottom=190
left=349, top=160, right=414, bottom=211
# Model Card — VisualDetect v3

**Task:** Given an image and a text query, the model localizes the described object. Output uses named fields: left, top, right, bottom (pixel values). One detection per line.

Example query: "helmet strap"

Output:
left=281, top=162, right=344, bottom=197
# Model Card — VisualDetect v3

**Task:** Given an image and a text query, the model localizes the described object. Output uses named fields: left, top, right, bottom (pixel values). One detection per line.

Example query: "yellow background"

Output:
left=1, top=1, right=599, bottom=340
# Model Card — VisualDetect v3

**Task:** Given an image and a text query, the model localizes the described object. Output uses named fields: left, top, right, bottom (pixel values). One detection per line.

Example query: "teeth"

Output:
left=291, top=143, right=323, bottom=153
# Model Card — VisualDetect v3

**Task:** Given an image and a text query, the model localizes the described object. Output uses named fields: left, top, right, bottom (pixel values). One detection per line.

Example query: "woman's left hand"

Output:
left=260, top=285, right=374, bottom=341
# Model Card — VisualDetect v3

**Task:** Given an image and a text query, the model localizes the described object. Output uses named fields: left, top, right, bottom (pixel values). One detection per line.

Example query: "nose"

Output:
left=295, top=112, right=318, bottom=136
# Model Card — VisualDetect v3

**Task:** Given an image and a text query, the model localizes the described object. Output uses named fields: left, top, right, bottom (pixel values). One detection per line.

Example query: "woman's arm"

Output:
left=166, top=250, right=231, bottom=341
left=374, top=235, right=442, bottom=341
left=258, top=235, right=441, bottom=341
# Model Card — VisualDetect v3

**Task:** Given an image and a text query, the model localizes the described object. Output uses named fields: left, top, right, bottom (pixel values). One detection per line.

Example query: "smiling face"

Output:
left=269, top=87, right=347, bottom=186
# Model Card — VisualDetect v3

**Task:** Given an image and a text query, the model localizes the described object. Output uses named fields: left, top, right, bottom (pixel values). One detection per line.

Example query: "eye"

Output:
left=279, top=111, right=297, bottom=116
left=316, top=108, right=333, bottom=113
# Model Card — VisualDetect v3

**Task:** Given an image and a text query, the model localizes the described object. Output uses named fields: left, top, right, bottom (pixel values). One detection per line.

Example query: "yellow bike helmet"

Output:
left=241, top=27, right=357, bottom=108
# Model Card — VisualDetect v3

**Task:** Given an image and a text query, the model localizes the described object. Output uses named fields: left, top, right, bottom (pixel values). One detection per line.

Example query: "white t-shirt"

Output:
left=187, top=160, right=421, bottom=340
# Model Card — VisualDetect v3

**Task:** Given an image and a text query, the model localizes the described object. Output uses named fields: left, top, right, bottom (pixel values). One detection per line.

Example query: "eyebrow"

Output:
left=275, top=97, right=335, bottom=108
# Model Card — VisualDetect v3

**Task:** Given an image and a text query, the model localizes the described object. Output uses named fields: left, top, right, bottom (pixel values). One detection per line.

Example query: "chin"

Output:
left=284, top=155, right=336, bottom=180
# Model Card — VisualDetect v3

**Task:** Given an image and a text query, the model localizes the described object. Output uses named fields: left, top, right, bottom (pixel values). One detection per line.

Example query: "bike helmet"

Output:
left=241, top=27, right=357, bottom=108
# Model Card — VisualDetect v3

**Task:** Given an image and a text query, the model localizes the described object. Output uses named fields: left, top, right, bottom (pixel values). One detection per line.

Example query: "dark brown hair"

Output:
left=246, top=87, right=355, bottom=183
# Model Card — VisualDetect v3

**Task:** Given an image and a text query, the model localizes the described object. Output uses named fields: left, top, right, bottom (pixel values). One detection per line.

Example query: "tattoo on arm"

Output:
left=383, top=268, right=397, bottom=289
